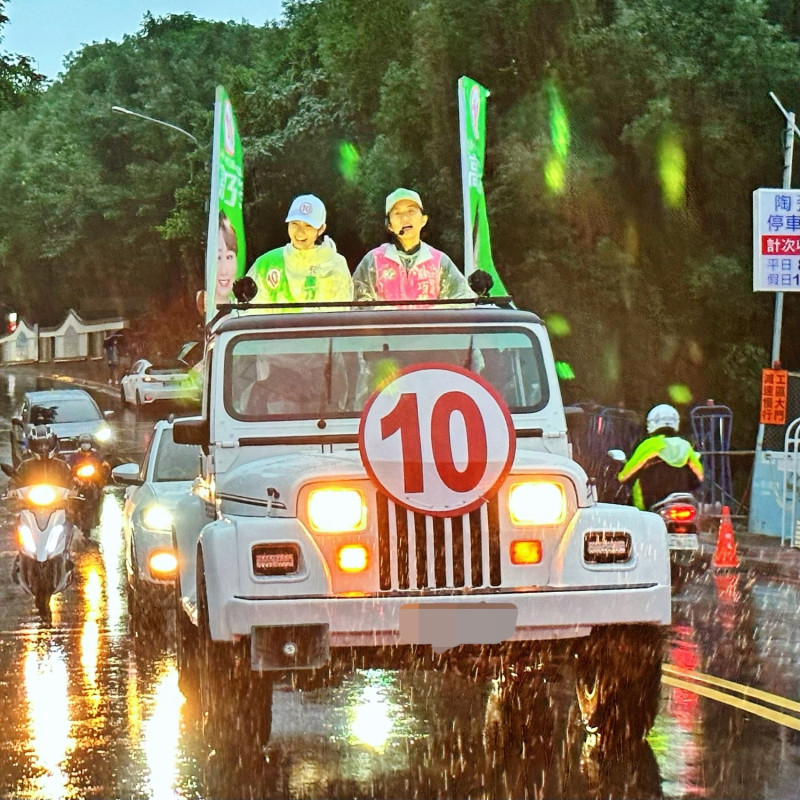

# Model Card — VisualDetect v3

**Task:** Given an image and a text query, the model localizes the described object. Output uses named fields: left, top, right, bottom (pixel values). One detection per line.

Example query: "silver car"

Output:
left=112, top=418, right=201, bottom=616
left=10, top=388, right=114, bottom=467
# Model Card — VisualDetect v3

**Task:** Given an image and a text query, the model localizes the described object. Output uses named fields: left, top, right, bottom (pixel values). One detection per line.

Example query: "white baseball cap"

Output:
left=385, top=188, right=423, bottom=216
left=285, top=194, right=326, bottom=228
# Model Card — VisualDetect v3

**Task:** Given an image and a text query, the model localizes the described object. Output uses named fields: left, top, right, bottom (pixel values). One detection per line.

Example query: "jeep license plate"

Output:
left=668, top=533, right=698, bottom=551
left=399, top=602, right=517, bottom=648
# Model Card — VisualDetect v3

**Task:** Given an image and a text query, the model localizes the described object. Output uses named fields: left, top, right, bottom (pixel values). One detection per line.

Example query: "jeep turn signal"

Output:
left=336, top=544, right=369, bottom=573
left=308, top=488, right=367, bottom=533
left=510, top=540, right=543, bottom=564
left=508, top=481, right=566, bottom=526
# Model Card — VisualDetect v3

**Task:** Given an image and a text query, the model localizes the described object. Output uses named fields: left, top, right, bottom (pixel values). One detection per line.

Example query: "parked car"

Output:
left=10, top=389, right=114, bottom=467
left=120, top=358, right=201, bottom=410
left=112, top=418, right=202, bottom=617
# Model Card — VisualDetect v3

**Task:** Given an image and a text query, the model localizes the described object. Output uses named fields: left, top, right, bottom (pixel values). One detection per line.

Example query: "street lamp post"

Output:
left=111, top=105, right=199, bottom=146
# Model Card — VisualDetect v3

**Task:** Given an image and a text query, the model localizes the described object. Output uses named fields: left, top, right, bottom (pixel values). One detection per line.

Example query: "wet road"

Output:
left=0, top=367, right=798, bottom=799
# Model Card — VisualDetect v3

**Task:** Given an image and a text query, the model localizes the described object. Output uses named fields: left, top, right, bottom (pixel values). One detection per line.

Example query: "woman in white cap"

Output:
left=246, top=194, right=352, bottom=310
left=352, top=188, right=474, bottom=302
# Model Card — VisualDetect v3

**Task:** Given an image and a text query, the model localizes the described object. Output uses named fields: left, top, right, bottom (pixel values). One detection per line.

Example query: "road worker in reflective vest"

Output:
left=618, top=403, right=704, bottom=510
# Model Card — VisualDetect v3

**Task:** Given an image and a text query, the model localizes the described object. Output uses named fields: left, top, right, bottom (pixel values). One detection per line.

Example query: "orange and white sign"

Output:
left=359, top=364, right=515, bottom=516
left=760, top=368, right=788, bottom=425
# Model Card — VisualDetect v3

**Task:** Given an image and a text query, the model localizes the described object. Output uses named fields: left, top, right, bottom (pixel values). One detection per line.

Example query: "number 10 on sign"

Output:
left=359, top=364, right=516, bottom=516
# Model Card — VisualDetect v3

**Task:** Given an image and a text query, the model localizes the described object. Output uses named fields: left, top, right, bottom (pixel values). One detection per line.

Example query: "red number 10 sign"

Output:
left=359, top=364, right=516, bottom=516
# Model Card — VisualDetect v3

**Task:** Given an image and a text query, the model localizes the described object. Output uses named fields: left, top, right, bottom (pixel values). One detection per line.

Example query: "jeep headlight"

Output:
left=142, top=505, right=173, bottom=531
left=307, top=488, right=367, bottom=533
left=508, top=481, right=566, bottom=526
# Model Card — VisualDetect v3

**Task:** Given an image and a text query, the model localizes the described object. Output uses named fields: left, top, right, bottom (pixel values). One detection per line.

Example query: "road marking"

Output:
left=663, top=667, right=800, bottom=730
left=663, top=663, right=800, bottom=713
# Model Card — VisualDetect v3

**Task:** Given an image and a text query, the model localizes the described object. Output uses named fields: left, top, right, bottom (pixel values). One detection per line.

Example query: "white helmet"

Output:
left=646, top=404, right=680, bottom=434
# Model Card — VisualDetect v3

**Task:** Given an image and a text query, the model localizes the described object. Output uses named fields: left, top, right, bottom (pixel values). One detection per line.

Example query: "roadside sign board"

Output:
left=359, top=364, right=515, bottom=516
left=753, top=188, right=800, bottom=291
left=760, top=368, right=788, bottom=425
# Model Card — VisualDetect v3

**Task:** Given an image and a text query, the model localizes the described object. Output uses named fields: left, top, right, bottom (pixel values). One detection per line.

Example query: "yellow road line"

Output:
left=662, top=675, right=800, bottom=731
left=663, top=663, right=800, bottom=713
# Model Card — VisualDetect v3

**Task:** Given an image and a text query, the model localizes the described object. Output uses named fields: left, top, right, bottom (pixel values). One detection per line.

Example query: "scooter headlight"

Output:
left=76, top=463, right=96, bottom=479
left=18, top=524, right=36, bottom=556
left=28, top=485, right=57, bottom=506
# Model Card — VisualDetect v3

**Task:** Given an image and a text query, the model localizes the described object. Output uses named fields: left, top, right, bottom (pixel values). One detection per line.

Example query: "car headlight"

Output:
left=508, top=481, right=566, bottom=526
left=95, top=426, right=113, bottom=443
left=28, top=485, right=57, bottom=506
left=141, top=505, right=173, bottom=531
left=307, top=488, right=367, bottom=533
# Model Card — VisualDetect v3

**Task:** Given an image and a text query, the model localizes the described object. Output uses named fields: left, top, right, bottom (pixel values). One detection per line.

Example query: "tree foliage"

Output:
left=0, top=0, right=797, bottom=443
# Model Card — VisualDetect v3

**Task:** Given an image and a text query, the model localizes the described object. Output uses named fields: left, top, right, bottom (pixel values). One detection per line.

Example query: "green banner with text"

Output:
left=457, top=76, right=506, bottom=295
left=205, top=85, right=245, bottom=322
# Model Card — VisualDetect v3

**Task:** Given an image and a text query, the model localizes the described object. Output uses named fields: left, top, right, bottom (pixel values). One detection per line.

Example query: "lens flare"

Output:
left=545, top=313, right=571, bottom=337
left=658, top=128, right=686, bottom=208
left=544, top=82, right=570, bottom=194
left=668, top=383, right=693, bottom=405
left=338, top=141, right=360, bottom=183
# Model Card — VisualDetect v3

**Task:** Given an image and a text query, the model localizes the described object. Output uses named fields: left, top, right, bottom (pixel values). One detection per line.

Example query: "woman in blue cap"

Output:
left=246, top=194, right=352, bottom=311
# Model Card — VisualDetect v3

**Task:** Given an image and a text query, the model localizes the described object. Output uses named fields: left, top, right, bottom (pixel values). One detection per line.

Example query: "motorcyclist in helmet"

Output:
left=11, top=425, right=74, bottom=489
left=617, top=404, right=704, bottom=511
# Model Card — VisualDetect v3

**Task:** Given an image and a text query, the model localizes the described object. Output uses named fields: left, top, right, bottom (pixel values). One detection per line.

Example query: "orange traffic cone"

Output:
left=712, top=505, right=739, bottom=569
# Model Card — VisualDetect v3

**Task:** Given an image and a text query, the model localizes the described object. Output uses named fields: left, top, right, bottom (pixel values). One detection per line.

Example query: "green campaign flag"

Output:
left=457, top=76, right=506, bottom=296
left=205, top=85, right=246, bottom=322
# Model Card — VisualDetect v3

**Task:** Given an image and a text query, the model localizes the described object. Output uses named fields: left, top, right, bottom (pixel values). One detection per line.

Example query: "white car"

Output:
left=120, top=358, right=200, bottom=409
left=112, top=418, right=201, bottom=616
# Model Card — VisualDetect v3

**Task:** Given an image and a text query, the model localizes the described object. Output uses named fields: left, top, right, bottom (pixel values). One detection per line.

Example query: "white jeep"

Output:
left=172, top=302, right=670, bottom=750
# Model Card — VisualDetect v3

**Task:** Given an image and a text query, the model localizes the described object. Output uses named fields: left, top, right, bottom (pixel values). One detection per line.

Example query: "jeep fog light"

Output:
left=337, top=544, right=369, bottom=573
left=308, top=488, right=366, bottom=533
left=508, top=482, right=565, bottom=526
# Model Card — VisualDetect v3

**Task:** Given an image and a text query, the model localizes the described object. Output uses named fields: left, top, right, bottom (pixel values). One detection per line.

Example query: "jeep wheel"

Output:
left=197, top=556, right=273, bottom=751
left=573, top=625, right=664, bottom=752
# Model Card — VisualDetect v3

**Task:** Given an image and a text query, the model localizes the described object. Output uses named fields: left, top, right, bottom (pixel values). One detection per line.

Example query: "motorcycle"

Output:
left=71, top=435, right=109, bottom=535
left=1, top=464, right=77, bottom=620
left=607, top=450, right=702, bottom=585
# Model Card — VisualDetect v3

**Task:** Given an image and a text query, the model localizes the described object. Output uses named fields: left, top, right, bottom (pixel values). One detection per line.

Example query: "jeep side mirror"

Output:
left=173, top=418, right=210, bottom=447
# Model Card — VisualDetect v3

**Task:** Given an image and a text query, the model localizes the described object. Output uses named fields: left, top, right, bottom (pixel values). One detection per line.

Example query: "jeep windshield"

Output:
left=225, top=327, right=548, bottom=420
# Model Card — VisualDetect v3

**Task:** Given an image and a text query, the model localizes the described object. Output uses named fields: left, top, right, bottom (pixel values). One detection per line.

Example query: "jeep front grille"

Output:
left=375, top=492, right=501, bottom=591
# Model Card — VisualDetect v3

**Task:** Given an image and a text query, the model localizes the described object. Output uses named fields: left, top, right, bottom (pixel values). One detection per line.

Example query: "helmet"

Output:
left=79, top=433, right=93, bottom=452
left=29, top=424, right=58, bottom=458
left=646, top=404, right=680, bottom=435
